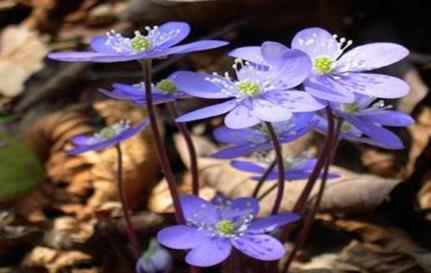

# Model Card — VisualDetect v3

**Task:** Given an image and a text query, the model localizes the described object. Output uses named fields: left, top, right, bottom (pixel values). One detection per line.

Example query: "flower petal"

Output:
left=213, top=126, right=264, bottom=145
left=230, top=198, right=259, bottom=216
left=228, top=46, right=266, bottom=65
left=185, top=237, right=231, bottom=267
left=335, top=73, right=410, bottom=99
left=156, top=21, right=191, bottom=49
left=343, top=115, right=404, bottom=149
left=291, top=27, right=340, bottom=59
left=48, top=51, right=118, bottom=62
left=180, top=194, right=219, bottom=224
left=335, top=43, right=409, bottom=73
left=357, top=110, right=414, bottom=127
left=171, top=71, right=231, bottom=99
left=224, top=102, right=261, bottom=129
left=230, top=160, right=266, bottom=174
left=176, top=100, right=237, bottom=123
left=250, top=96, right=294, bottom=122
left=265, top=47, right=312, bottom=88
left=166, top=40, right=229, bottom=55
left=231, top=234, right=285, bottom=261
left=248, top=213, right=300, bottom=234
left=266, top=90, right=326, bottom=112
left=211, top=143, right=273, bottom=159
left=290, top=158, right=317, bottom=171
left=157, top=225, right=209, bottom=250
left=214, top=196, right=260, bottom=221
left=305, top=76, right=355, bottom=103
left=90, top=35, right=117, bottom=53
left=260, top=41, right=288, bottom=66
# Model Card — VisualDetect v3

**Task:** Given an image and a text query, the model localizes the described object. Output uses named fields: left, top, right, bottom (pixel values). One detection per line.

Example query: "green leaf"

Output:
left=0, top=131, right=43, bottom=199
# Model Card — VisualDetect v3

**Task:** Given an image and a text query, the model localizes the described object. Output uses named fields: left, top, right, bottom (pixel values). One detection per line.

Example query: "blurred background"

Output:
left=1, top=1, right=430, bottom=272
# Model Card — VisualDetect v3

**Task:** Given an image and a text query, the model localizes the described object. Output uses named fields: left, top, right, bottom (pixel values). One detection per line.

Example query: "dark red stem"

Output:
left=282, top=119, right=341, bottom=272
left=140, top=60, right=185, bottom=224
left=115, top=144, right=141, bottom=259
left=167, top=102, right=200, bottom=196
left=265, top=122, right=285, bottom=215
left=252, top=159, right=276, bottom=198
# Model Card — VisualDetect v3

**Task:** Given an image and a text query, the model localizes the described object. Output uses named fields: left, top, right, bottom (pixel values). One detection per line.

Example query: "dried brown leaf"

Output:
left=408, top=106, right=431, bottom=175
left=333, top=218, right=424, bottom=253
left=24, top=246, right=94, bottom=273
left=0, top=25, right=47, bottom=97
left=170, top=134, right=403, bottom=215
left=339, top=241, right=431, bottom=273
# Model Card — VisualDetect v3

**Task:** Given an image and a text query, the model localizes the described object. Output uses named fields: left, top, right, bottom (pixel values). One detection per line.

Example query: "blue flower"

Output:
left=230, top=158, right=339, bottom=181
left=99, top=73, right=189, bottom=105
left=211, top=113, right=316, bottom=159
left=230, top=30, right=410, bottom=103
left=174, top=43, right=324, bottom=129
left=136, top=239, right=173, bottom=273
left=48, top=22, right=228, bottom=63
left=316, top=95, right=414, bottom=149
left=66, top=119, right=149, bottom=154
left=157, top=195, right=299, bottom=267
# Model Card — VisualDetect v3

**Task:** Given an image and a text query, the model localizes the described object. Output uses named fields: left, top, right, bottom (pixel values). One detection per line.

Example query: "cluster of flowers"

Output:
left=49, top=21, right=413, bottom=271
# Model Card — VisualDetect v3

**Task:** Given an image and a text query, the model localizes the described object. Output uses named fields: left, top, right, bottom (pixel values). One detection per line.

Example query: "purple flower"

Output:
left=211, top=113, right=316, bottom=159
left=174, top=43, right=325, bottom=129
left=157, top=195, right=299, bottom=267
left=231, top=158, right=339, bottom=181
left=99, top=73, right=189, bottom=105
left=316, top=95, right=414, bottom=149
left=48, top=22, right=228, bottom=63
left=230, top=31, right=410, bottom=103
left=66, top=119, right=149, bottom=154
left=136, top=239, right=173, bottom=273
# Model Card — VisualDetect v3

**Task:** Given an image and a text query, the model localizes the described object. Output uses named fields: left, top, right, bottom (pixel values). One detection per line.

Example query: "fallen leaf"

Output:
left=152, top=134, right=402, bottom=215
left=0, top=25, right=47, bottom=97
left=339, top=241, right=431, bottom=273
left=24, top=246, right=95, bottom=273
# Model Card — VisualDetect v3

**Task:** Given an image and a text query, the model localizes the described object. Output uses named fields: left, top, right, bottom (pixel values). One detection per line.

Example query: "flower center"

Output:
left=342, top=102, right=360, bottom=113
left=216, top=220, right=235, bottom=235
left=156, top=79, right=177, bottom=94
left=94, top=120, right=131, bottom=140
left=130, top=32, right=153, bottom=52
left=341, top=122, right=352, bottom=132
left=236, top=81, right=260, bottom=96
left=99, top=128, right=115, bottom=139
left=314, top=56, right=334, bottom=74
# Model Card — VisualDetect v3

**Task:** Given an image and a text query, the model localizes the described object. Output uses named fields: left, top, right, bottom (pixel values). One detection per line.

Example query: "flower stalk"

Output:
left=265, top=122, right=285, bottom=215
left=252, top=159, right=276, bottom=198
left=140, top=60, right=185, bottom=224
left=167, top=102, right=200, bottom=196
left=115, top=144, right=141, bottom=259
left=282, top=119, right=342, bottom=272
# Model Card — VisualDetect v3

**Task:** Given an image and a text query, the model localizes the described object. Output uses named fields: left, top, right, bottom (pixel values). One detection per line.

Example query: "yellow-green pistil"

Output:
left=99, top=128, right=115, bottom=139
left=313, top=56, right=334, bottom=74
left=341, top=122, right=352, bottom=132
left=156, top=79, right=177, bottom=94
left=217, top=220, right=235, bottom=235
left=130, top=33, right=152, bottom=52
left=236, top=81, right=260, bottom=96
left=343, top=102, right=360, bottom=113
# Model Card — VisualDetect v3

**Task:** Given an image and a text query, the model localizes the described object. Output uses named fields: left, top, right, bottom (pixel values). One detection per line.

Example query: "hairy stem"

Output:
left=282, top=119, right=341, bottom=272
left=252, top=160, right=276, bottom=198
left=140, top=60, right=185, bottom=224
left=280, top=107, right=335, bottom=242
left=265, top=122, right=285, bottom=215
left=292, top=107, right=335, bottom=214
left=167, top=102, right=200, bottom=196
left=115, top=144, right=141, bottom=259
